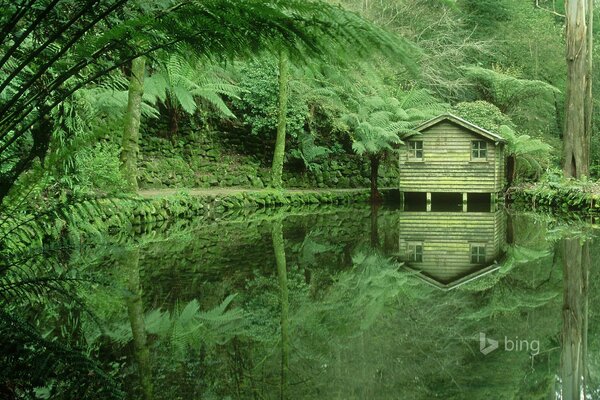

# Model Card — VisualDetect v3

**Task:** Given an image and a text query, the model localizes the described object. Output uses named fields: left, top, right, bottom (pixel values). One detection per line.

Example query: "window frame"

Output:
left=407, top=140, right=424, bottom=161
left=407, top=242, right=423, bottom=263
left=471, top=140, right=488, bottom=160
left=470, top=244, right=486, bottom=264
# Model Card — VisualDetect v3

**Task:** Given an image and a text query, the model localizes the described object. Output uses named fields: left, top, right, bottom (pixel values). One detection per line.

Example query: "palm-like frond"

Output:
left=498, top=125, right=553, bottom=176
left=463, top=66, right=560, bottom=113
left=144, top=55, right=241, bottom=118
left=344, top=92, right=446, bottom=156
left=105, top=295, right=245, bottom=361
left=0, top=0, right=416, bottom=205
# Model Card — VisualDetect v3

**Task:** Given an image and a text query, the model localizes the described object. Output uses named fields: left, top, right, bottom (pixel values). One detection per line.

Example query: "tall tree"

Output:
left=0, top=0, right=413, bottom=207
left=272, top=51, right=289, bottom=189
left=120, top=56, right=146, bottom=192
left=563, top=0, right=593, bottom=178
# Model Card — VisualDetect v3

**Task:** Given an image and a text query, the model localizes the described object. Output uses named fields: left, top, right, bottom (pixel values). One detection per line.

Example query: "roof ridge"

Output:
left=413, top=114, right=507, bottom=143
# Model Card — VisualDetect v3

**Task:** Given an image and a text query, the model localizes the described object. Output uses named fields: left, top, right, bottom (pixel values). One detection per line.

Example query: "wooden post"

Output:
left=462, top=193, right=468, bottom=212
left=399, top=191, right=405, bottom=211
left=426, top=192, right=431, bottom=212
left=490, top=193, right=497, bottom=212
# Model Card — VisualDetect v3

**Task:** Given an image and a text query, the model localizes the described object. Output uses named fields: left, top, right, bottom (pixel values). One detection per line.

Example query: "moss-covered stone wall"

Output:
left=138, top=128, right=398, bottom=189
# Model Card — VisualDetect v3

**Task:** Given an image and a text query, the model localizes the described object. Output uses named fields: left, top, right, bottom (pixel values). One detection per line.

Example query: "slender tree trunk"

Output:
left=370, top=155, right=382, bottom=203
left=563, top=1, right=592, bottom=178
left=272, top=219, right=289, bottom=400
left=120, top=56, right=146, bottom=192
left=561, top=238, right=589, bottom=400
left=506, top=154, right=516, bottom=186
left=167, top=96, right=179, bottom=141
left=271, top=50, right=289, bottom=189
left=121, top=247, right=153, bottom=400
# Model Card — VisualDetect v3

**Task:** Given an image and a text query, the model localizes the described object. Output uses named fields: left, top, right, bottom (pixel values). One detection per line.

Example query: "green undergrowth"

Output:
left=138, top=131, right=397, bottom=189
left=509, top=179, right=600, bottom=214
left=0, top=190, right=371, bottom=258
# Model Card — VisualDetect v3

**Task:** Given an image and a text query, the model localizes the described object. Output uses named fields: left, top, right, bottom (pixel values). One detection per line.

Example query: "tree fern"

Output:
left=146, top=55, right=241, bottom=117
left=341, top=91, right=447, bottom=199
left=463, top=66, right=560, bottom=114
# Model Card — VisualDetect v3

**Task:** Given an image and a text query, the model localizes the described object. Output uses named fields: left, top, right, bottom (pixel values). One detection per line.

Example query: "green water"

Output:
left=10, top=204, right=600, bottom=399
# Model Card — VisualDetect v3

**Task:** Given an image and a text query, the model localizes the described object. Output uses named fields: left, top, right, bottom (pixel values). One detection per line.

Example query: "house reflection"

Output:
left=397, top=208, right=506, bottom=290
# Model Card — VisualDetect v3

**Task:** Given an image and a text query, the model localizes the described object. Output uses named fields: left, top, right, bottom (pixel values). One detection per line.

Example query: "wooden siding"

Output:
left=399, top=121, right=505, bottom=193
left=397, top=210, right=506, bottom=286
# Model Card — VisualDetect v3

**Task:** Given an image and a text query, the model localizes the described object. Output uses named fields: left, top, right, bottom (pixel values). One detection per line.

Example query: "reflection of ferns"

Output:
left=0, top=310, right=123, bottom=400
left=0, top=242, right=119, bottom=398
left=105, top=296, right=245, bottom=361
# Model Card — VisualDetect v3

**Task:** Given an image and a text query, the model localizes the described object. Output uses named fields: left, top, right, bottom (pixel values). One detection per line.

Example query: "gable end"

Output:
left=410, top=114, right=507, bottom=144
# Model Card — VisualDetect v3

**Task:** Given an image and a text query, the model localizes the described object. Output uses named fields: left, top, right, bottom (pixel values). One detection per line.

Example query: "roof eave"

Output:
left=413, top=113, right=507, bottom=144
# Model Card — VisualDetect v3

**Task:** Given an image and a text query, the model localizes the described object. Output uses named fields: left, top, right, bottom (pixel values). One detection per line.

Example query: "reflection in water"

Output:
left=370, top=203, right=380, bottom=248
left=12, top=204, right=600, bottom=399
left=119, top=247, right=153, bottom=400
left=272, top=219, right=290, bottom=399
left=397, top=209, right=506, bottom=289
left=560, top=237, right=590, bottom=400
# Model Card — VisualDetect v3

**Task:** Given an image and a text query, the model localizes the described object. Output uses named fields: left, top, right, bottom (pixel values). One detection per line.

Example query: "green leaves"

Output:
left=145, top=55, right=241, bottom=119
left=344, top=90, right=446, bottom=157
left=463, top=66, right=560, bottom=114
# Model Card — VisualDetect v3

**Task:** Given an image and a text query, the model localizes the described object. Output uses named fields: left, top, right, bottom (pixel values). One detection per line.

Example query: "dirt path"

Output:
left=138, top=187, right=373, bottom=198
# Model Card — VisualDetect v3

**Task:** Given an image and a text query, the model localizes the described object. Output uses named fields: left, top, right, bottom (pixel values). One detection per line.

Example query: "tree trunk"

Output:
left=563, top=1, right=592, bottom=178
left=561, top=238, right=589, bottom=400
left=272, top=219, right=289, bottom=400
left=506, top=154, right=516, bottom=186
left=167, top=96, right=179, bottom=141
left=271, top=50, right=289, bottom=189
left=120, top=56, right=146, bottom=192
left=370, top=155, right=382, bottom=203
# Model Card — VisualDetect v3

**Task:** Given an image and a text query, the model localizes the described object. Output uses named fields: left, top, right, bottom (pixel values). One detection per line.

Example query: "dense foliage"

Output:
left=3, top=0, right=600, bottom=398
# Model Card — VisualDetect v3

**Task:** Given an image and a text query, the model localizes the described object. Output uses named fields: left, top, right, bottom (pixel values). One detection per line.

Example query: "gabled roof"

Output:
left=410, top=114, right=507, bottom=144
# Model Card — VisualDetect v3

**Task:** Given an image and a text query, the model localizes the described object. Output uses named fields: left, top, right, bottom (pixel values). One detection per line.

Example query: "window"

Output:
left=470, top=245, right=486, bottom=264
left=407, top=242, right=423, bottom=263
left=472, top=140, right=487, bottom=160
left=408, top=140, right=423, bottom=160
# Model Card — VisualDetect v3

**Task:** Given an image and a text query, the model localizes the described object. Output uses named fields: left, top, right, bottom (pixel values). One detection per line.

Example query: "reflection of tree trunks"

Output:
left=122, top=247, right=153, bottom=400
left=561, top=238, right=589, bottom=400
left=272, top=220, right=289, bottom=400
left=506, top=213, right=514, bottom=245
left=370, top=203, right=380, bottom=248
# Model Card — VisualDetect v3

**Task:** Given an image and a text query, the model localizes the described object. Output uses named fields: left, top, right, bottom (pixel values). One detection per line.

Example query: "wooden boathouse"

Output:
left=397, top=209, right=506, bottom=290
left=398, top=114, right=506, bottom=211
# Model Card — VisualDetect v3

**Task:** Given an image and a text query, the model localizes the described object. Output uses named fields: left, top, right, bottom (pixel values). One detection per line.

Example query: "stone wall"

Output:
left=138, top=127, right=398, bottom=189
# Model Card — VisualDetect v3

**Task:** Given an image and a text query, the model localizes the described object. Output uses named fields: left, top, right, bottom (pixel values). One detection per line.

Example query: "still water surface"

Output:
left=56, top=204, right=600, bottom=399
